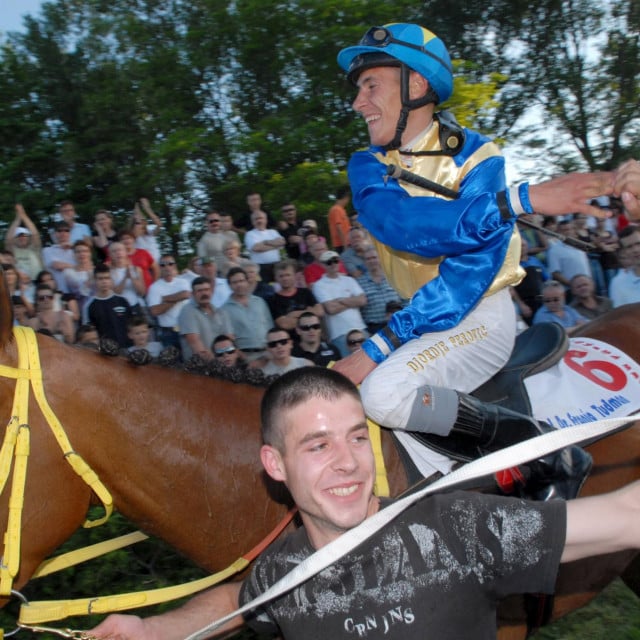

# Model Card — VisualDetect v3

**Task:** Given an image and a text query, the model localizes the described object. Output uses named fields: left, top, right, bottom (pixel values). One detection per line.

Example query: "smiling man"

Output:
left=92, top=366, right=640, bottom=640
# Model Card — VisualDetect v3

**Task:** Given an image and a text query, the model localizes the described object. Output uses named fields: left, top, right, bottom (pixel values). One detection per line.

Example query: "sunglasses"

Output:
left=323, top=258, right=340, bottom=266
left=207, top=219, right=220, bottom=224
left=215, top=347, right=236, bottom=356
left=543, top=297, right=562, bottom=303
left=159, top=261, right=176, bottom=267
left=37, top=294, right=54, bottom=301
left=267, top=338, right=290, bottom=348
left=359, top=26, right=453, bottom=72
left=299, top=323, right=321, bottom=331
left=348, top=338, right=365, bottom=346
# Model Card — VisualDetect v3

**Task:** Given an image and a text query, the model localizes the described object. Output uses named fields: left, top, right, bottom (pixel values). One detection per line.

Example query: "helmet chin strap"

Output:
left=384, top=64, right=437, bottom=151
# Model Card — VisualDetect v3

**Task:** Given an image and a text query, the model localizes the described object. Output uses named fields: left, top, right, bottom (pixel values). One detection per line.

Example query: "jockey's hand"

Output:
left=89, top=614, right=155, bottom=640
left=529, top=171, right=614, bottom=218
left=332, top=349, right=377, bottom=385
left=613, top=159, right=640, bottom=220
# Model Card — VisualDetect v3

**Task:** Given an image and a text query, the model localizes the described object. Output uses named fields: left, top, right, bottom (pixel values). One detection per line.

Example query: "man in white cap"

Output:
left=5, top=204, right=43, bottom=281
left=311, top=250, right=367, bottom=356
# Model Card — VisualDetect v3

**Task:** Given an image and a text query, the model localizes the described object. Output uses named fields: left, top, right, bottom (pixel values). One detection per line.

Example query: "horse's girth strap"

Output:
left=367, top=418, right=390, bottom=498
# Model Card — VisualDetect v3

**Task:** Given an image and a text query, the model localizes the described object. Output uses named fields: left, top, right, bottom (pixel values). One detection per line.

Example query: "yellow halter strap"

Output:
left=0, top=326, right=113, bottom=596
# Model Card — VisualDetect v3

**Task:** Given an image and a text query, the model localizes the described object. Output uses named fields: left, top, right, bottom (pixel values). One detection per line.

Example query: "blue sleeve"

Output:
left=348, top=149, right=515, bottom=364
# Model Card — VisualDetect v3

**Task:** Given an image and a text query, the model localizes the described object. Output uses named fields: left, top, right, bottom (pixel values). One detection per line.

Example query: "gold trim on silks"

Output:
left=371, top=122, right=525, bottom=300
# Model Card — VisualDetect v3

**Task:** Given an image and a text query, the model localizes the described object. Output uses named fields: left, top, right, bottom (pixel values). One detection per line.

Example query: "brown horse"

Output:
left=0, top=268, right=638, bottom=638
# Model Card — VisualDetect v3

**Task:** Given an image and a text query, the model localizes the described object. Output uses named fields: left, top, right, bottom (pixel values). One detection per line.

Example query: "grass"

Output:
left=532, top=579, right=640, bottom=639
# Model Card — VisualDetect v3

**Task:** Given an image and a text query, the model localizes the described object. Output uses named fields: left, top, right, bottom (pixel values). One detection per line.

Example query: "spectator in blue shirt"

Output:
left=533, top=280, right=587, bottom=335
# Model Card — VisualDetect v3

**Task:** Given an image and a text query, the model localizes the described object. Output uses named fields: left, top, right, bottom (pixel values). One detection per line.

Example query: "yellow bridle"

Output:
left=0, top=326, right=113, bottom=597
left=0, top=327, right=390, bottom=632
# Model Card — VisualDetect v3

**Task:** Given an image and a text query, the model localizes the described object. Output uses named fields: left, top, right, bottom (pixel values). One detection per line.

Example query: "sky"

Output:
left=1, top=0, right=45, bottom=36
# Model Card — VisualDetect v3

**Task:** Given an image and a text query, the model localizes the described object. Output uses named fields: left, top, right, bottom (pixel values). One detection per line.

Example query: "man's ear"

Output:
left=409, top=71, right=429, bottom=101
left=261, top=444, right=287, bottom=482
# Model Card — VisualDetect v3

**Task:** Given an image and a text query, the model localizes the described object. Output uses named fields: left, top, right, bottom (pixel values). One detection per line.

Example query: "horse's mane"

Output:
left=95, top=337, right=276, bottom=387
left=183, top=355, right=278, bottom=387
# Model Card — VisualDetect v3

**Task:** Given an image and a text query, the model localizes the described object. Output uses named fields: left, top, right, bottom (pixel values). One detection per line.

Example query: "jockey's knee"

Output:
left=360, top=373, right=411, bottom=428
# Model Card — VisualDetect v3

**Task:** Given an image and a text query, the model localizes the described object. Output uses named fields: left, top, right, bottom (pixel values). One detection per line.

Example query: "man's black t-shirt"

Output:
left=239, top=492, right=565, bottom=640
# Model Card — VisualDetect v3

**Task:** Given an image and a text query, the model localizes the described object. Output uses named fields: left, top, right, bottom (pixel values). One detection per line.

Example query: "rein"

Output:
left=0, top=327, right=114, bottom=596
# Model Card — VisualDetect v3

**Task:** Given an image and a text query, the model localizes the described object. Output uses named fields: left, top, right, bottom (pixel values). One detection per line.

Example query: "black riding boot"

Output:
left=419, top=392, right=592, bottom=501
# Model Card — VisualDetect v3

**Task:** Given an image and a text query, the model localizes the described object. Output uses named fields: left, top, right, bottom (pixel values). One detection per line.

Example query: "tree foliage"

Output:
left=418, top=0, right=640, bottom=178
left=0, top=0, right=504, bottom=249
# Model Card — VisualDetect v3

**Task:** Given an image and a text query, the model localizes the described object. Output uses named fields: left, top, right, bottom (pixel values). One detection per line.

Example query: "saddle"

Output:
left=472, top=322, right=568, bottom=414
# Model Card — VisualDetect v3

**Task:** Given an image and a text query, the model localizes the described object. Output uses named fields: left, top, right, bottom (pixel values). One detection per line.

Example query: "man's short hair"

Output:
left=94, top=263, right=111, bottom=276
left=227, top=267, right=247, bottom=284
left=274, top=259, right=298, bottom=275
left=191, top=276, right=210, bottom=290
left=261, top=367, right=360, bottom=451
left=266, top=326, right=289, bottom=340
left=542, top=279, right=564, bottom=291
left=212, top=334, right=235, bottom=348
left=297, top=311, right=318, bottom=325
left=127, top=316, right=150, bottom=330
left=336, top=185, right=351, bottom=200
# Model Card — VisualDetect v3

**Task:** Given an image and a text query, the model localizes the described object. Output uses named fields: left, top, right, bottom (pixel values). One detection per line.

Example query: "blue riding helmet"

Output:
left=337, top=23, right=453, bottom=104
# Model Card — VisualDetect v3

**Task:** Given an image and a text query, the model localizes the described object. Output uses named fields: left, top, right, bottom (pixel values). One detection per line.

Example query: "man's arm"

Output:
left=184, top=333, right=213, bottom=360
left=321, top=294, right=367, bottom=315
left=90, top=581, right=244, bottom=640
left=140, top=197, right=163, bottom=234
left=562, top=481, right=640, bottom=563
left=148, top=291, right=191, bottom=317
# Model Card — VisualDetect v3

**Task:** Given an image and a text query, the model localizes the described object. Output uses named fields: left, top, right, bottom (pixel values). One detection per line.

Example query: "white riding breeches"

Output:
left=360, top=287, right=516, bottom=430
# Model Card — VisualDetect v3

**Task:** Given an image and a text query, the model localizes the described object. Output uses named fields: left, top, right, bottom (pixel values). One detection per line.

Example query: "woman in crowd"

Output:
left=92, top=209, right=118, bottom=262
left=108, top=241, right=148, bottom=316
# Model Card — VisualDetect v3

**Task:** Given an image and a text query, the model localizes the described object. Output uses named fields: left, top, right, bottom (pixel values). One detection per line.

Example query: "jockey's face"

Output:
left=260, top=394, right=377, bottom=549
left=353, top=67, right=403, bottom=147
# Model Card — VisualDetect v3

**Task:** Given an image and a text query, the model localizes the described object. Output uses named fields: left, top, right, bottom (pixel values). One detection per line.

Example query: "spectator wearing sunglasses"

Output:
left=211, top=334, right=246, bottom=370
left=533, top=280, right=587, bottom=335
left=26, top=283, right=76, bottom=344
left=197, top=210, right=239, bottom=271
left=146, top=255, right=191, bottom=350
left=292, top=311, right=341, bottom=367
left=312, top=251, right=367, bottom=357
left=345, top=328, right=367, bottom=354
left=261, top=328, right=313, bottom=377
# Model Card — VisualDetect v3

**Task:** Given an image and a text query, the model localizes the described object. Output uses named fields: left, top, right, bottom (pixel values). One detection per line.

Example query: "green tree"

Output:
left=0, top=0, right=507, bottom=245
left=417, top=0, right=640, bottom=178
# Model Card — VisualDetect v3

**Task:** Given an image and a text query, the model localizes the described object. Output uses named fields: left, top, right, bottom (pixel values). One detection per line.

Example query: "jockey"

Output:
left=333, top=23, right=610, bottom=501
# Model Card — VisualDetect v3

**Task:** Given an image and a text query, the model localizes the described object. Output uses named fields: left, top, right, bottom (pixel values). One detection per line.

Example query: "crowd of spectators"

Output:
left=511, top=197, right=638, bottom=334
left=3, top=191, right=407, bottom=377
left=6, top=192, right=637, bottom=376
